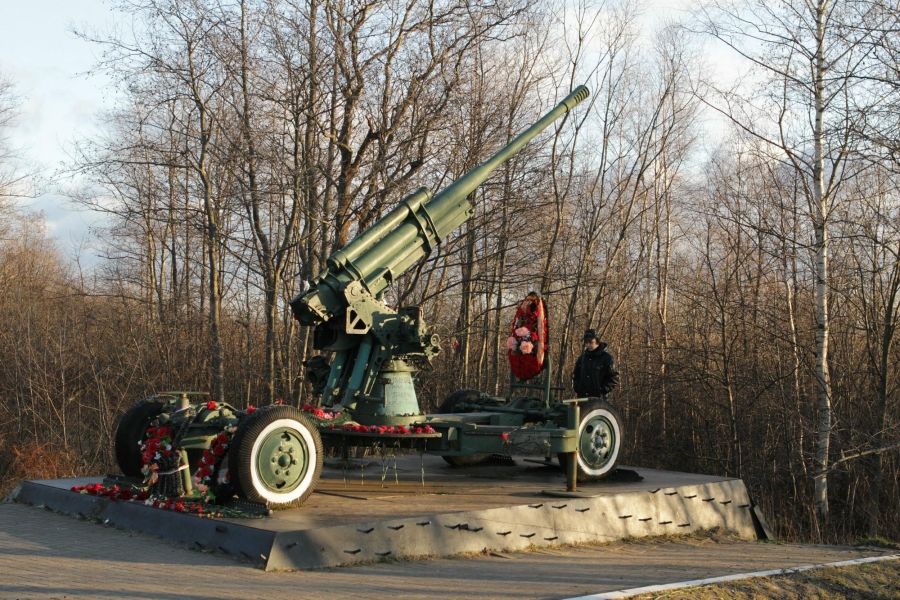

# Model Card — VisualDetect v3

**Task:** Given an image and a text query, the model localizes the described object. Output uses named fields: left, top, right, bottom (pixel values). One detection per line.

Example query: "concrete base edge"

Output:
left=14, top=477, right=760, bottom=571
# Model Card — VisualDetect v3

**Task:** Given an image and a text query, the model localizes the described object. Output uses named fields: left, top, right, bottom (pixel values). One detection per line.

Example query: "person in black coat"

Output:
left=573, top=329, right=619, bottom=398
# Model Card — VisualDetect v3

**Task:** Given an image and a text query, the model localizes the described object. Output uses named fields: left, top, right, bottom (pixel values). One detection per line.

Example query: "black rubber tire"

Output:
left=114, top=396, right=168, bottom=477
left=557, top=398, right=623, bottom=480
left=437, top=388, right=482, bottom=413
left=229, top=406, right=323, bottom=508
left=438, top=389, right=491, bottom=467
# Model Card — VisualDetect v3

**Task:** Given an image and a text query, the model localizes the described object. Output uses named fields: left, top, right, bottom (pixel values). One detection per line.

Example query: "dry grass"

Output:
left=0, top=442, right=81, bottom=498
left=630, top=557, right=900, bottom=599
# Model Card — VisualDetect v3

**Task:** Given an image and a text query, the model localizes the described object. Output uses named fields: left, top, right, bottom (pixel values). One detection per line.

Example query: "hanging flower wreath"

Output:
left=192, top=424, right=237, bottom=504
left=140, top=425, right=178, bottom=487
left=507, top=292, right=548, bottom=380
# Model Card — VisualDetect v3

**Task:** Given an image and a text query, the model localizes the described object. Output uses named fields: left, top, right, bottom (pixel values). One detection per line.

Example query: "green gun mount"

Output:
left=114, top=86, right=604, bottom=511
left=291, top=85, right=591, bottom=424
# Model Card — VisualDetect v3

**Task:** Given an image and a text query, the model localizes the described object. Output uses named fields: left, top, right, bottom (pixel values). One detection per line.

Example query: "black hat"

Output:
left=583, top=329, right=598, bottom=342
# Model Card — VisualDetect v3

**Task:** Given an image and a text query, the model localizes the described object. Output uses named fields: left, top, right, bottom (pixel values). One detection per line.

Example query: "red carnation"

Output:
left=398, top=426, right=409, bottom=434
left=217, top=433, right=228, bottom=445
left=415, top=427, right=423, bottom=434
left=70, top=486, right=79, bottom=492
left=152, top=500, right=160, bottom=508
left=501, top=432, right=509, bottom=441
left=206, top=401, right=217, bottom=411
left=302, top=403, right=314, bottom=412
left=157, top=426, right=171, bottom=437
left=136, top=490, right=150, bottom=501
left=145, top=427, right=157, bottom=437
left=314, top=409, right=326, bottom=419
left=197, top=467, right=212, bottom=479
left=246, top=405, right=256, bottom=415
left=163, top=449, right=172, bottom=457
left=120, top=489, right=133, bottom=501
left=213, top=444, right=227, bottom=456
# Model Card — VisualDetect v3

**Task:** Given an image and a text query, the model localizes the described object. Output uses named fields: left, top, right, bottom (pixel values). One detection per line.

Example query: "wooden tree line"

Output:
left=2, top=0, right=900, bottom=544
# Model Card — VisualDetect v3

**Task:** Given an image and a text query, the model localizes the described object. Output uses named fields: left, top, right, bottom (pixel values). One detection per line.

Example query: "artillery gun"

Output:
left=114, top=84, right=623, bottom=508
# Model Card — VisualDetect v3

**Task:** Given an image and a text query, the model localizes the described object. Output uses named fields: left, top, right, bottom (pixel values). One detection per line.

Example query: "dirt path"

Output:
left=0, top=502, right=889, bottom=600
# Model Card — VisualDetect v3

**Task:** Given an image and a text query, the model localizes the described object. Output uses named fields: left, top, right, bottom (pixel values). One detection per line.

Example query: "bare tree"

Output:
left=695, top=0, right=876, bottom=526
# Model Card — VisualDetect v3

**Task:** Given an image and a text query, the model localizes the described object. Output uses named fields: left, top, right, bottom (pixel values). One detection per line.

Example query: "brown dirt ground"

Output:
left=630, top=557, right=900, bottom=599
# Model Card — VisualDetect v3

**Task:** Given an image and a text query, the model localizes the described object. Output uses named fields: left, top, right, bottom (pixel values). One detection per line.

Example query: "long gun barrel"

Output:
left=292, top=85, right=590, bottom=326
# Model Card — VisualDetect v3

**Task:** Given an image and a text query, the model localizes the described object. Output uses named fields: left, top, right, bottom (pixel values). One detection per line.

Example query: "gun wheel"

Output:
left=230, top=406, right=323, bottom=508
left=115, top=396, right=169, bottom=477
left=438, top=389, right=490, bottom=467
left=557, top=399, right=622, bottom=479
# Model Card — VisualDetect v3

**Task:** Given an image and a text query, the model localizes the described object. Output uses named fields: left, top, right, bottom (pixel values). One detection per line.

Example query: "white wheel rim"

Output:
left=249, top=418, right=318, bottom=504
left=576, top=407, right=621, bottom=476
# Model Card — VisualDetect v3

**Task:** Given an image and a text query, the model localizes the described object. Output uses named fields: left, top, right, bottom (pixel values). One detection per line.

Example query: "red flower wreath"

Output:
left=192, top=424, right=236, bottom=503
left=507, top=292, right=548, bottom=380
left=139, top=425, right=177, bottom=487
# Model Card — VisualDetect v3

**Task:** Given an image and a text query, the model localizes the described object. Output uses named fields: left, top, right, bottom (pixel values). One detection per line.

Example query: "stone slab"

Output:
left=10, top=455, right=761, bottom=571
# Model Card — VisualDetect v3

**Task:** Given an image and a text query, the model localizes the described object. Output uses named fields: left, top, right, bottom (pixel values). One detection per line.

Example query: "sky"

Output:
left=0, top=0, right=704, bottom=263
left=0, top=0, right=115, bottom=258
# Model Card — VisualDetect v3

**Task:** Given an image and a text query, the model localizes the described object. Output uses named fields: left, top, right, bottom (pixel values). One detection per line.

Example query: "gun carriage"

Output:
left=114, top=85, right=623, bottom=508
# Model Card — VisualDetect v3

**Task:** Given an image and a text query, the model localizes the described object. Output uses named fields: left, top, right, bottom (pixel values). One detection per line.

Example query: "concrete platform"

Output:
left=8, top=455, right=765, bottom=571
